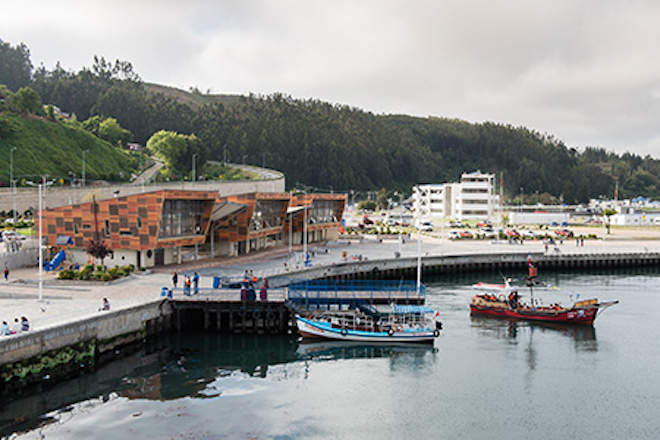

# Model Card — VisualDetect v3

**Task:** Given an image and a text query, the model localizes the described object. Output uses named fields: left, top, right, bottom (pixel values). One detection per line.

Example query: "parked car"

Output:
left=478, top=227, right=498, bottom=239
left=554, top=229, right=573, bottom=238
left=459, top=230, right=473, bottom=239
left=520, top=230, right=538, bottom=239
left=447, top=231, right=461, bottom=240
left=420, top=221, right=433, bottom=232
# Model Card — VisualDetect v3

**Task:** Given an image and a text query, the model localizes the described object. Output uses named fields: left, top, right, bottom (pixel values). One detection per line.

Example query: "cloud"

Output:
left=4, top=0, right=660, bottom=156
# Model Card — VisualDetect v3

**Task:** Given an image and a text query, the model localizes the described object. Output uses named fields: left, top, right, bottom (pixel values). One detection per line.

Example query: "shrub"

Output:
left=58, top=269, right=75, bottom=280
left=93, top=271, right=105, bottom=280
left=102, top=273, right=112, bottom=282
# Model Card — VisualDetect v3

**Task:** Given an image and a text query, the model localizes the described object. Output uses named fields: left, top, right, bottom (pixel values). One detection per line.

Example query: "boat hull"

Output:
left=469, top=304, right=597, bottom=325
left=295, top=316, right=437, bottom=343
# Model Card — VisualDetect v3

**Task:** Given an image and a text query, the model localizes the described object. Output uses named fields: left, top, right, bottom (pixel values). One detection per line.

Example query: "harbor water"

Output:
left=2, top=269, right=660, bottom=439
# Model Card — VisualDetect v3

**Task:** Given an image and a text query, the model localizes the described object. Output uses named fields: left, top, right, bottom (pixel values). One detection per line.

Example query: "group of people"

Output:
left=1, top=316, right=29, bottom=336
left=241, top=270, right=268, bottom=301
left=172, top=271, right=200, bottom=295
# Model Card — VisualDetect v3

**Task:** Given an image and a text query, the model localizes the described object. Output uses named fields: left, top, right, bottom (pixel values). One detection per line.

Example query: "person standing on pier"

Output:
left=192, top=272, right=199, bottom=295
left=172, top=271, right=178, bottom=288
left=4, top=266, right=8, bottom=282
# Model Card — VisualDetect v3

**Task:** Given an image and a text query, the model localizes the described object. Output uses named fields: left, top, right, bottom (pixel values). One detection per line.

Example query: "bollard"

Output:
left=213, top=276, right=220, bottom=289
left=161, top=287, right=169, bottom=297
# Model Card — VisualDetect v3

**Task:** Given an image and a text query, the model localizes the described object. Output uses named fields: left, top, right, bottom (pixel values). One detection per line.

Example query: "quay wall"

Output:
left=0, top=299, right=172, bottom=386
left=283, top=251, right=660, bottom=281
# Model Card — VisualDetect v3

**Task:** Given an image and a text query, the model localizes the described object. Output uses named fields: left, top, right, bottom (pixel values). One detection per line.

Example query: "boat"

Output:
left=295, top=304, right=442, bottom=343
left=470, top=261, right=618, bottom=325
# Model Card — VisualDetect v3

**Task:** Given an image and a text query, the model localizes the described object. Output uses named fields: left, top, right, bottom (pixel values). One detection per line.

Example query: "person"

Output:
left=192, top=272, right=199, bottom=295
left=101, top=298, right=110, bottom=311
left=241, top=283, right=247, bottom=301
left=4, top=266, right=8, bottom=282
left=11, top=318, right=21, bottom=334
left=20, top=316, right=30, bottom=332
left=172, top=271, right=178, bottom=288
left=184, top=276, right=191, bottom=295
left=1, top=321, right=9, bottom=336
left=260, top=283, right=268, bottom=301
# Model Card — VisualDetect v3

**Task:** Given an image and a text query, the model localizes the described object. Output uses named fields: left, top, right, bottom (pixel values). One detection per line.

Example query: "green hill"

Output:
left=0, top=111, right=136, bottom=185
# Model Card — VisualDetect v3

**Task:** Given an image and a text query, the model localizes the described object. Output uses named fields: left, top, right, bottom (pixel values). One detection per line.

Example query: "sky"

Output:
left=4, top=0, right=660, bottom=157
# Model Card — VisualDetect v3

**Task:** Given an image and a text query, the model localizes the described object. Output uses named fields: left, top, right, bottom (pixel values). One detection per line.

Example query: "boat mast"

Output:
left=416, top=204, right=422, bottom=296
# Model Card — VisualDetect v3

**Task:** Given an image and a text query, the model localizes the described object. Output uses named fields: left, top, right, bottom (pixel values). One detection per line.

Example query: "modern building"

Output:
left=38, top=189, right=347, bottom=268
left=413, top=171, right=497, bottom=222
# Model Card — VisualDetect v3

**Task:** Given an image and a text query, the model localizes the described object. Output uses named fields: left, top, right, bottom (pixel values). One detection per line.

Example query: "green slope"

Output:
left=0, top=112, right=136, bottom=185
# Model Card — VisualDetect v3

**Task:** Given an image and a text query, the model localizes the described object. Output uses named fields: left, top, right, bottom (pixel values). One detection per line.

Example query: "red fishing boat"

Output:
left=470, top=260, right=618, bottom=325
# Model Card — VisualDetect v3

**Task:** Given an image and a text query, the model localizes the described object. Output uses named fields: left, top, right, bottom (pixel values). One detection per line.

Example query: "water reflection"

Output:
left=297, top=340, right=437, bottom=362
left=469, top=315, right=597, bottom=350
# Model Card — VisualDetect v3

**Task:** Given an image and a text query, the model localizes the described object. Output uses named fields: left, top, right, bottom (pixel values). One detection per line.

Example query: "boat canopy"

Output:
left=393, top=305, right=435, bottom=314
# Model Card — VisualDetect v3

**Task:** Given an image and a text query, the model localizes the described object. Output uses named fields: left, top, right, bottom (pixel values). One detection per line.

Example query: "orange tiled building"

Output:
left=38, top=189, right=347, bottom=268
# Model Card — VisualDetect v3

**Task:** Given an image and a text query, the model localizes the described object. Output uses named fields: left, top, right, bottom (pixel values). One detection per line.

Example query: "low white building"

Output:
left=509, top=211, right=570, bottom=225
left=413, top=171, right=498, bottom=222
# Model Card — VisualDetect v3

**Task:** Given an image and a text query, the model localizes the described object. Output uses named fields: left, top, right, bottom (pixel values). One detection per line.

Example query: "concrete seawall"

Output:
left=0, top=299, right=172, bottom=386
left=283, top=250, right=660, bottom=281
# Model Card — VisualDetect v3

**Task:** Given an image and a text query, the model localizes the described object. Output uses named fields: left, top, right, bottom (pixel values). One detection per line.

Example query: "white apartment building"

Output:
left=413, top=171, right=498, bottom=221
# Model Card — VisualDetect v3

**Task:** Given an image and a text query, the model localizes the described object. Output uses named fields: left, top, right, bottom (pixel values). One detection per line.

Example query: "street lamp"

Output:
left=82, top=149, right=90, bottom=187
left=26, top=176, right=54, bottom=302
left=10, top=146, right=17, bottom=224
left=192, top=153, right=198, bottom=183
left=243, top=155, right=247, bottom=165
left=519, top=187, right=524, bottom=213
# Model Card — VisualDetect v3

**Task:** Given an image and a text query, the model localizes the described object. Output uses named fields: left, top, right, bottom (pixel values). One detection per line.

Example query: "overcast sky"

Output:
left=5, top=0, right=660, bottom=157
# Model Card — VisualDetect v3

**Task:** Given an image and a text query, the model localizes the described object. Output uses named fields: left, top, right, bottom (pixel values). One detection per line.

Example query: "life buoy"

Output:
left=433, top=329, right=440, bottom=338
left=387, top=328, right=395, bottom=336
left=340, top=328, right=348, bottom=336
left=498, top=294, right=505, bottom=302
left=394, top=324, right=403, bottom=332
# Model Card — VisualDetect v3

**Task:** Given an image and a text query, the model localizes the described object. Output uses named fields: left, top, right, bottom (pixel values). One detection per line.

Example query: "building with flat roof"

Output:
left=413, top=171, right=497, bottom=222
left=38, top=190, right=347, bottom=268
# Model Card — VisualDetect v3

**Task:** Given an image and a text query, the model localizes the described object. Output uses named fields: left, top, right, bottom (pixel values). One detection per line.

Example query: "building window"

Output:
left=251, top=200, right=284, bottom=231
left=159, top=199, right=207, bottom=238
left=120, top=230, right=132, bottom=236
left=137, top=217, right=142, bottom=228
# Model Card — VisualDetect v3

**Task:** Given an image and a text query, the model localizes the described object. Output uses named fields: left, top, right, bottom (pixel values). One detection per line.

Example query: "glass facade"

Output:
left=160, top=199, right=207, bottom=238
left=251, top=200, right=284, bottom=231
left=309, top=200, right=342, bottom=224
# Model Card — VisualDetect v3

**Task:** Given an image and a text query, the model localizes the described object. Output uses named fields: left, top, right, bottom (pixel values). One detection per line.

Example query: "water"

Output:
left=3, top=270, right=660, bottom=439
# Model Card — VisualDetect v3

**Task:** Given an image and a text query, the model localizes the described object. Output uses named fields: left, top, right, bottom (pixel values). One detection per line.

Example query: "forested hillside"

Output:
left=2, top=37, right=659, bottom=202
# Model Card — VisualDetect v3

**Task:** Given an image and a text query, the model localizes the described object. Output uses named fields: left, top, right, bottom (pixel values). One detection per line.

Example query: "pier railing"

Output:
left=287, top=280, right=426, bottom=308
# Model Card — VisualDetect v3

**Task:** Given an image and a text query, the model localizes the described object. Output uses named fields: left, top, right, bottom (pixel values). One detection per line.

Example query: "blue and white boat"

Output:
left=295, top=305, right=442, bottom=343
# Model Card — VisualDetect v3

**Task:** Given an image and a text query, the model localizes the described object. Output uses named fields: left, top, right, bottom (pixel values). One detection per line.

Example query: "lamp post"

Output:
left=82, top=149, right=90, bottom=187
left=303, top=189, right=308, bottom=267
left=242, top=155, right=247, bottom=165
left=192, top=153, right=198, bottom=183
left=26, top=176, right=53, bottom=302
left=10, top=146, right=17, bottom=224
left=519, top=187, right=523, bottom=213
left=68, top=171, right=76, bottom=204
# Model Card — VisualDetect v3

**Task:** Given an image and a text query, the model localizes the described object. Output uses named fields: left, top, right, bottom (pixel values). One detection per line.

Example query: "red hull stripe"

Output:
left=470, top=305, right=596, bottom=324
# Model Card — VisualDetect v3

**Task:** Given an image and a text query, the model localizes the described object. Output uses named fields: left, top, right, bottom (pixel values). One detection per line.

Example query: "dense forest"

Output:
left=2, top=37, right=660, bottom=203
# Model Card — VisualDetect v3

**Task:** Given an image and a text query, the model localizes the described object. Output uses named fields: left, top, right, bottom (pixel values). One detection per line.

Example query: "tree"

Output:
left=98, top=117, right=132, bottom=147
left=0, top=39, right=32, bottom=91
left=146, top=130, right=197, bottom=177
left=86, top=239, right=113, bottom=266
left=9, top=86, right=42, bottom=114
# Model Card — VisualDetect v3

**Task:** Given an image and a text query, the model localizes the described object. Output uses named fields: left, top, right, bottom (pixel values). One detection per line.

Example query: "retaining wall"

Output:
left=0, top=299, right=172, bottom=386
